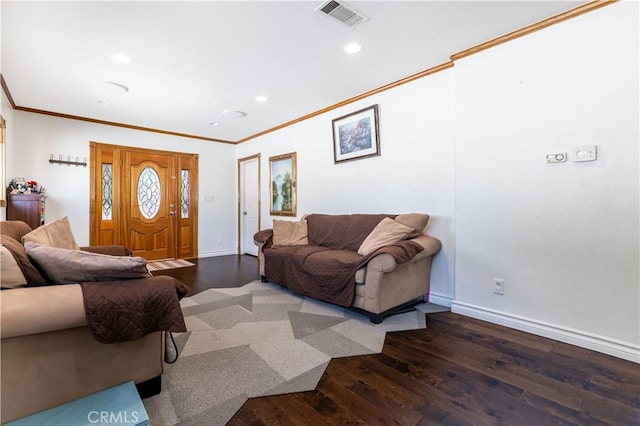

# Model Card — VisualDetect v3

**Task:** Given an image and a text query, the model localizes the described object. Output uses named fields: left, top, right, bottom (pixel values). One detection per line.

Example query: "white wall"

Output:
left=11, top=112, right=237, bottom=255
left=4, top=2, right=637, bottom=361
left=235, top=70, right=457, bottom=306
left=452, top=2, right=639, bottom=361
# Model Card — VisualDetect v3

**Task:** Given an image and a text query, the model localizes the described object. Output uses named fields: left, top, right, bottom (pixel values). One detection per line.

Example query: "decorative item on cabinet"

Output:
left=6, top=177, right=46, bottom=229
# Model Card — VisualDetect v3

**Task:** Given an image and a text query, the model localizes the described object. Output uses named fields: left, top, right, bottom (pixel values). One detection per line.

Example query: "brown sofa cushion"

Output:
left=272, top=219, right=308, bottom=247
left=357, top=218, right=414, bottom=256
left=21, top=216, right=80, bottom=250
left=306, top=214, right=394, bottom=251
left=0, top=221, right=33, bottom=241
left=24, top=242, right=151, bottom=284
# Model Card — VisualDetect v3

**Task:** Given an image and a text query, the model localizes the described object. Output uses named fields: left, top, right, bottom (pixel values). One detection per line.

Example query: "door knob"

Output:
left=169, top=211, right=176, bottom=216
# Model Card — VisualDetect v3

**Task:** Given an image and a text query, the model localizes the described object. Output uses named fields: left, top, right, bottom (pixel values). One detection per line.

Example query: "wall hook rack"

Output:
left=49, top=154, right=87, bottom=167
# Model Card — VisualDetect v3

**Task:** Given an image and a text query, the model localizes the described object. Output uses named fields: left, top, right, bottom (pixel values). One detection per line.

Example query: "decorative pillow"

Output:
left=0, top=245, right=28, bottom=289
left=1, top=235, right=49, bottom=286
left=24, top=241, right=151, bottom=284
left=395, top=213, right=430, bottom=238
left=21, top=216, right=80, bottom=250
left=357, top=217, right=414, bottom=256
left=272, top=219, right=309, bottom=247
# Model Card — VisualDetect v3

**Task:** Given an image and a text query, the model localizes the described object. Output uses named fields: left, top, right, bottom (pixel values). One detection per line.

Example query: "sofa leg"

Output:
left=369, top=314, right=384, bottom=324
left=136, top=375, right=161, bottom=398
left=261, top=275, right=268, bottom=283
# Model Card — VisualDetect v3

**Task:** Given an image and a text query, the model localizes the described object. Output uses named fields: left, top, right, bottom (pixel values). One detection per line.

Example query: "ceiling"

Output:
left=1, top=1, right=583, bottom=143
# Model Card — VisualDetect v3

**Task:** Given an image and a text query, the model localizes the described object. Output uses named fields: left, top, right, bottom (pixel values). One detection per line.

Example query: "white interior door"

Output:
left=240, top=156, right=260, bottom=256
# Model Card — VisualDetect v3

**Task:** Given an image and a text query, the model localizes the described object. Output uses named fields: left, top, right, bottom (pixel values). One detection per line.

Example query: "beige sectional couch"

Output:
left=254, top=213, right=441, bottom=323
left=0, top=220, right=182, bottom=423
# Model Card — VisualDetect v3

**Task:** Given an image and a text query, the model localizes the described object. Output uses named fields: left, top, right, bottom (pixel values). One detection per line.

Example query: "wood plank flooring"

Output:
left=161, top=255, right=640, bottom=425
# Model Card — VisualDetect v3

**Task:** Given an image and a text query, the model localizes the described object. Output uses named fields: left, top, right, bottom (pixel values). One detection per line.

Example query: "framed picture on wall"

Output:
left=332, top=104, right=380, bottom=163
left=269, top=152, right=297, bottom=216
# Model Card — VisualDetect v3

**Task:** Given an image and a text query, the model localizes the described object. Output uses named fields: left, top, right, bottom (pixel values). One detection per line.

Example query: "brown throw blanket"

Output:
left=80, top=276, right=189, bottom=344
left=264, top=240, right=424, bottom=307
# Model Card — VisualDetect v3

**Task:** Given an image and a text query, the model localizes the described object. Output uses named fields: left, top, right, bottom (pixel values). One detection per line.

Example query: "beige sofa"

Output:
left=254, top=213, right=441, bottom=323
left=0, top=220, right=177, bottom=423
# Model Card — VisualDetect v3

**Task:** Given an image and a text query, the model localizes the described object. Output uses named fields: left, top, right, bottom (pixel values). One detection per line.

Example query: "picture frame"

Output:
left=332, top=104, right=380, bottom=163
left=269, top=152, right=297, bottom=216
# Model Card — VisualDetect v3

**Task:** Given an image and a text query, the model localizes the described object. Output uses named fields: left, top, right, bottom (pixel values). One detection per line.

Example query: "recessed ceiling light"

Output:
left=112, top=54, right=132, bottom=64
left=344, top=43, right=362, bottom=54
left=256, top=95, right=269, bottom=103
left=97, top=100, right=111, bottom=105
left=209, top=122, right=220, bottom=126
left=221, top=110, right=247, bottom=118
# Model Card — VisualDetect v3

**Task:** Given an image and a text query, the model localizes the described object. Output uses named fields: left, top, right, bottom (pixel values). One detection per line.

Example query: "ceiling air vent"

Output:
left=315, top=0, right=369, bottom=28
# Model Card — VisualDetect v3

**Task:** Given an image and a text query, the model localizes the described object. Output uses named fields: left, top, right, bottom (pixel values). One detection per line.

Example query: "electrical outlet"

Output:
left=493, top=278, right=505, bottom=295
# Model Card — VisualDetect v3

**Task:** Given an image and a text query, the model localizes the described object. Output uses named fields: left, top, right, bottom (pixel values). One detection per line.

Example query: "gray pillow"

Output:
left=24, top=241, right=151, bottom=284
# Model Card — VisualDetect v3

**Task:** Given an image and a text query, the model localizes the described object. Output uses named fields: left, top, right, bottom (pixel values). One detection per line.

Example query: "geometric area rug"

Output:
left=143, top=280, right=448, bottom=426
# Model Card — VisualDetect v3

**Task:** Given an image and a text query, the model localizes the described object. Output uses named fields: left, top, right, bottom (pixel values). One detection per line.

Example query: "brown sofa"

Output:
left=254, top=213, right=441, bottom=323
left=0, top=220, right=186, bottom=423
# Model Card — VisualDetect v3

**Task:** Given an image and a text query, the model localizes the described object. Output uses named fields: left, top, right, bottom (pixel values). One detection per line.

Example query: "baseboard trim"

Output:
left=451, top=301, right=640, bottom=363
left=427, top=291, right=453, bottom=308
left=198, top=249, right=237, bottom=258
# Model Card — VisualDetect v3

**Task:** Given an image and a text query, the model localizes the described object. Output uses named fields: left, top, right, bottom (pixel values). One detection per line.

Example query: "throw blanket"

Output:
left=264, top=240, right=424, bottom=307
left=80, top=276, right=189, bottom=344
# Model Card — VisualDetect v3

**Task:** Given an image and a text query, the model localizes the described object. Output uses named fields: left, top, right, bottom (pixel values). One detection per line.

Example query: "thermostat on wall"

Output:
left=574, top=145, right=597, bottom=162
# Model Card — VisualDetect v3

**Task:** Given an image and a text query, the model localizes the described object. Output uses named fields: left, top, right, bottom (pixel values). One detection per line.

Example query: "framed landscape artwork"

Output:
left=332, top=104, right=380, bottom=163
left=269, top=152, right=297, bottom=216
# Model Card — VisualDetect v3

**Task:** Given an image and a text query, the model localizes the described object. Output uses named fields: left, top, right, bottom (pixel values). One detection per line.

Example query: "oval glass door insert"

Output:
left=137, top=167, right=161, bottom=219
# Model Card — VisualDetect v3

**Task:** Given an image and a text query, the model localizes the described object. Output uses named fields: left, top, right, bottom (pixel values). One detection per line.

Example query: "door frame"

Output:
left=237, top=153, right=261, bottom=255
left=89, top=142, right=199, bottom=259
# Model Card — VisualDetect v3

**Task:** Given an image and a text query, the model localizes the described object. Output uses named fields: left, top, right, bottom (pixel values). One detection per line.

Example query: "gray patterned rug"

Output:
left=143, top=280, right=448, bottom=425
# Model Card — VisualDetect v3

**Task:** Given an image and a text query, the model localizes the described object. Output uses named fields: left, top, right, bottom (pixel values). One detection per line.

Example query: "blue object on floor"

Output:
left=5, top=381, right=149, bottom=426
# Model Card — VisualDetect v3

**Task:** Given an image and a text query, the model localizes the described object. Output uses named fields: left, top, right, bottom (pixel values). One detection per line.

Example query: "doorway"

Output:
left=238, top=154, right=260, bottom=256
left=90, top=142, right=198, bottom=260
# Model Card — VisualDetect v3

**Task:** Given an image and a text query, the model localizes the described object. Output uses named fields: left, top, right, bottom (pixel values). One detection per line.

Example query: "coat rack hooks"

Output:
left=49, top=154, right=87, bottom=167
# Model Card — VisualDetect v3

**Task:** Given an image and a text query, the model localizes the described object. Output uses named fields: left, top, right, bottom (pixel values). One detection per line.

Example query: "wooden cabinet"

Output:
left=6, top=193, right=45, bottom=230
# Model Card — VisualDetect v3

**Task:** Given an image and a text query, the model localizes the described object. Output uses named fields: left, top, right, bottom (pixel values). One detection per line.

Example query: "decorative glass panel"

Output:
left=101, top=163, right=113, bottom=220
left=181, top=169, right=189, bottom=219
left=137, top=167, right=161, bottom=219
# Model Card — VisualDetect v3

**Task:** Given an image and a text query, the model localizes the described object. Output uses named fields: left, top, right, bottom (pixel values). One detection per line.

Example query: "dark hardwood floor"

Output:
left=161, top=256, right=640, bottom=426
left=151, top=254, right=260, bottom=295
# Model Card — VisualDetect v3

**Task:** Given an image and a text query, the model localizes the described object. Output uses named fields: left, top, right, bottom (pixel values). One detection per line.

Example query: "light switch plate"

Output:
left=546, top=152, right=567, bottom=163
left=574, top=145, right=597, bottom=162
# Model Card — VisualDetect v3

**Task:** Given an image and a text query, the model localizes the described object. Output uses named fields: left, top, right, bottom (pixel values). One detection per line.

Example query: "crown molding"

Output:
left=1, top=0, right=617, bottom=146
left=451, top=0, right=617, bottom=61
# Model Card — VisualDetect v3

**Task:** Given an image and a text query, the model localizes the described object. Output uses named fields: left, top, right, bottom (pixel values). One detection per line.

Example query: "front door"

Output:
left=122, top=151, right=176, bottom=260
left=90, top=142, right=199, bottom=261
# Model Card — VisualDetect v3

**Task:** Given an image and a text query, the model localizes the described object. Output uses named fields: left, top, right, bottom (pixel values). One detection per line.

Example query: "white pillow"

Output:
left=357, top=218, right=413, bottom=256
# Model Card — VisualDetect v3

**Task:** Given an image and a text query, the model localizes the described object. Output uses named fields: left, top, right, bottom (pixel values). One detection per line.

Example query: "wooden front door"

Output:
left=122, top=151, right=176, bottom=260
left=90, top=142, right=198, bottom=260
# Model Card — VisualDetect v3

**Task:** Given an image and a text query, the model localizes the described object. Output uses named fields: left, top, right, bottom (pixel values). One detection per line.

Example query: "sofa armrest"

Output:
left=357, top=234, right=441, bottom=314
left=80, top=245, right=133, bottom=257
left=253, top=229, right=273, bottom=248
left=254, top=230, right=274, bottom=277
left=366, top=234, right=442, bottom=273
left=1, top=284, right=87, bottom=338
